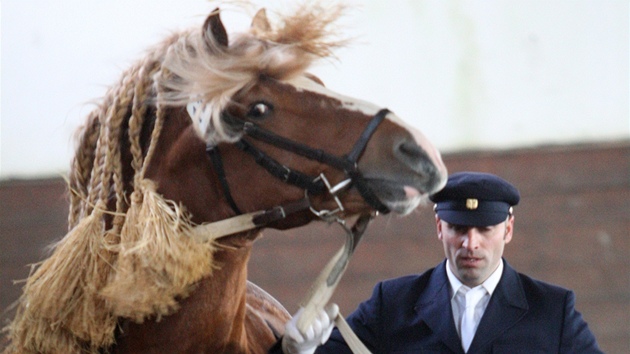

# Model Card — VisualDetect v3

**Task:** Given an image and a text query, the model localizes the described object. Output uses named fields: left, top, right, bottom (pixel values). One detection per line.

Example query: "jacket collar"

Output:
left=415, top=260, right=465, bottom=353
left=468, top=259, right=528, bottom=352
left=414, top=259, right=529, bottom=353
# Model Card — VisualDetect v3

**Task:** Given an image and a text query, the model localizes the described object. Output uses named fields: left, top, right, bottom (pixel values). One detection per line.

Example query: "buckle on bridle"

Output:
left=281, top=165, right=292, bottom=182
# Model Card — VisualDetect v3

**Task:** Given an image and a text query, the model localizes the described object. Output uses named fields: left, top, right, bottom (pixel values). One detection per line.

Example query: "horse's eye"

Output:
left=248, top=102, right=272, bottom=119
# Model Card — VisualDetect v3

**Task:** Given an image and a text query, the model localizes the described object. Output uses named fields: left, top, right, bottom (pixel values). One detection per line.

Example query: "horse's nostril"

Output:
left=397, top=140, right=425, bottom=160
left=395, top=139, right=443, bottom=191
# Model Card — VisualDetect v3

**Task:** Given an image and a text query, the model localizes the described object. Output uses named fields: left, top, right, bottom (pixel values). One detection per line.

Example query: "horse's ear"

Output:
left=203, top=8, right=229, bottom=48
left=251, top=8, right=271, bottom=36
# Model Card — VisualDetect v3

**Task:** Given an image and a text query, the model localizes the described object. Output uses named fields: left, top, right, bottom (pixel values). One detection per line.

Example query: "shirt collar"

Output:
left=446, top=258, right=504, bottom=298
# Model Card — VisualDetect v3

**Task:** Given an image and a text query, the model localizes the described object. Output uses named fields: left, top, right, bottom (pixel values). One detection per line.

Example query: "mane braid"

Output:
left=68, top=111, right=100, bottom=229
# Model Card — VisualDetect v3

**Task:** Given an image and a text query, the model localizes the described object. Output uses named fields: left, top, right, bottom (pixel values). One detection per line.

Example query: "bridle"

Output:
left=193, top=105, right=388, bottom=354
left=205, top=108, right=392, bottom=227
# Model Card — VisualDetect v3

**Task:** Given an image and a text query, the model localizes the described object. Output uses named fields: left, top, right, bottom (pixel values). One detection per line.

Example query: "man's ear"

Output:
left=504, top=215, right=515, bottom=244
left=436, top=215, right=443, bottom=240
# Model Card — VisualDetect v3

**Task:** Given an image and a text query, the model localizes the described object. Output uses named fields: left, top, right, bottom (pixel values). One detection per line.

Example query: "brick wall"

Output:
left=1, top=142, right=628, bottom=353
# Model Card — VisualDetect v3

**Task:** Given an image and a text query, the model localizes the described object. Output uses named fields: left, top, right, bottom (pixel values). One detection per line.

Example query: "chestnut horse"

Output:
left=4, top=4, right=446, bottom=354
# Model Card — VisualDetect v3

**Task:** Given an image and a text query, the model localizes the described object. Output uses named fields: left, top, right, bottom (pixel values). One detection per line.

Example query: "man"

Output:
left=273, top=172, right=602, bottom=354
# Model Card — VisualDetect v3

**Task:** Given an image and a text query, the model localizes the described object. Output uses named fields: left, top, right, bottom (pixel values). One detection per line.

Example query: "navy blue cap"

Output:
left=429, top=172, right=520, bottom=226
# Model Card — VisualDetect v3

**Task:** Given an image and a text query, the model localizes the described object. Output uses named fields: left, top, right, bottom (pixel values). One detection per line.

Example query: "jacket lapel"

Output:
left=468, top=260, right=529, bottom=352
left=415, top=261, right=464, bottom=354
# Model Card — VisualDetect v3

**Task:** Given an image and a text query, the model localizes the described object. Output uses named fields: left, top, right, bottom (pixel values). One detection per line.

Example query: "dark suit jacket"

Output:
left=270, top=259, right=602, bottom=354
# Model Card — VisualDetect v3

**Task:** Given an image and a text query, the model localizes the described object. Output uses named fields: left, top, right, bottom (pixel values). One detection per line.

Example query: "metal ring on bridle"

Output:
left=306, top=174, right=353, bottom=222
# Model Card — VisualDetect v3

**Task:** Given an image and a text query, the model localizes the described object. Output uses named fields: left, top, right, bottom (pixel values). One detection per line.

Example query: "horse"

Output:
left=4, top=3, right=447, bottom=354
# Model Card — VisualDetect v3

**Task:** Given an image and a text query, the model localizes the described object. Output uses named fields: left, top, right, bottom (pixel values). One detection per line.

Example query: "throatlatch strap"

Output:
left=207, top=145, right=243, bottom=215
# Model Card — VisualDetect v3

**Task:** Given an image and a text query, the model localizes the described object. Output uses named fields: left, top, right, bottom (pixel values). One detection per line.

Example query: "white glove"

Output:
left=282, top=303, right=340, bottom=354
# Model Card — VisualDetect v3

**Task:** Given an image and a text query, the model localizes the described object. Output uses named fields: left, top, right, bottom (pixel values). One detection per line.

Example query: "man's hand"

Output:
left=282, top=303, right=339, bottom=354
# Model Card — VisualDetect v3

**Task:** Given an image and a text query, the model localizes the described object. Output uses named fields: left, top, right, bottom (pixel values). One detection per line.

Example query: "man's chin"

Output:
left=457, top=269, right=483, bottom=287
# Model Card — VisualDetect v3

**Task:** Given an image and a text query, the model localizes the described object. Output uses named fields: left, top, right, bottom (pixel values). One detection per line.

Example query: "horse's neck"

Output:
left=113, top=232, right=258, bottom=353
left=184, top=234, right=256, bottom=346
left=114, top=110, right=291, bottom=352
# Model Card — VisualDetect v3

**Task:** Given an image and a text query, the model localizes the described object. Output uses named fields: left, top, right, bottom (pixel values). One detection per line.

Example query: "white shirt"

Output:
left=446, top=259, right=504, bottom=338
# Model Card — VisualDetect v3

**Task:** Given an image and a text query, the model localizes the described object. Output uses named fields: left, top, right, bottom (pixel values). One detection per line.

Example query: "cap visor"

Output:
left=437, top=210, right=508, bottom=227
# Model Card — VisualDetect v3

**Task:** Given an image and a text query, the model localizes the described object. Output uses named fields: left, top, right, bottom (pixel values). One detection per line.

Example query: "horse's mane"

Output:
left=161, top=4, right=346, bottom=145
left=4, top=3, right=347, bottom=353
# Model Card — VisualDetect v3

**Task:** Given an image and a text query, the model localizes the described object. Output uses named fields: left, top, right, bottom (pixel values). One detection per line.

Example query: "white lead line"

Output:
left=297, top=213, right=374, bottom=354
left=335, top=314, right=372, bottom=354
left=190, top=213, right=258, bottom=243
left=297, top=244, right=347, bottom=332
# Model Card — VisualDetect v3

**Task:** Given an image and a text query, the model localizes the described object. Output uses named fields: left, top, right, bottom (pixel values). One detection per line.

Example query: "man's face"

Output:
left=436, top=215, right=514, bottom=287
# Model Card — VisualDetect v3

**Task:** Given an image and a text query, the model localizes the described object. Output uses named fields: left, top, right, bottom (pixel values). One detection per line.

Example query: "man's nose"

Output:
left=462, top=229, right=480, bottom=250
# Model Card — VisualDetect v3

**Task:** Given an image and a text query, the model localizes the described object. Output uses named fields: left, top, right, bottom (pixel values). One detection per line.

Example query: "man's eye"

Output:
left=450, top=225, right=469, bottom=234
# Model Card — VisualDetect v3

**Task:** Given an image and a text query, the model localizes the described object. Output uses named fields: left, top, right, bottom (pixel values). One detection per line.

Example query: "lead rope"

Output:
left=296, top=213, right=374, bottom=354
left=335, top=315, right=371, bottom=354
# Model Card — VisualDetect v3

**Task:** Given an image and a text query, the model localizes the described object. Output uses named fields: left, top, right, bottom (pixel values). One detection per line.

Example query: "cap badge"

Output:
left=466, top=198, right=479, bottom=210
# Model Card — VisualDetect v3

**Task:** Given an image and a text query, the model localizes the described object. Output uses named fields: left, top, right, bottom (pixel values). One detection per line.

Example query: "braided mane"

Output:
left=4, top=3, right=346, bottom=353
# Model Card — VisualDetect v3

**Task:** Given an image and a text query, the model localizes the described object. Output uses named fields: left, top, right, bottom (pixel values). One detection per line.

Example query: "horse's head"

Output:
left=148, top=7, right=447, bottom=230
left=221, top=75, right=447, bottom=219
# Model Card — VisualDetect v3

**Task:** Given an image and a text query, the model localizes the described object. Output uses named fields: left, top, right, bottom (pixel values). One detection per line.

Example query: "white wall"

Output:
left=2, top=0, right=628, bottom=178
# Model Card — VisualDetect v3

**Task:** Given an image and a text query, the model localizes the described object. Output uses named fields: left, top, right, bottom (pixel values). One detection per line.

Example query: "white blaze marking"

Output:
left=287, top=75, right=381, bottom=117
left=288, top=75, right=430, bottom=147
left=288, top=75, right=447, bottom=185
